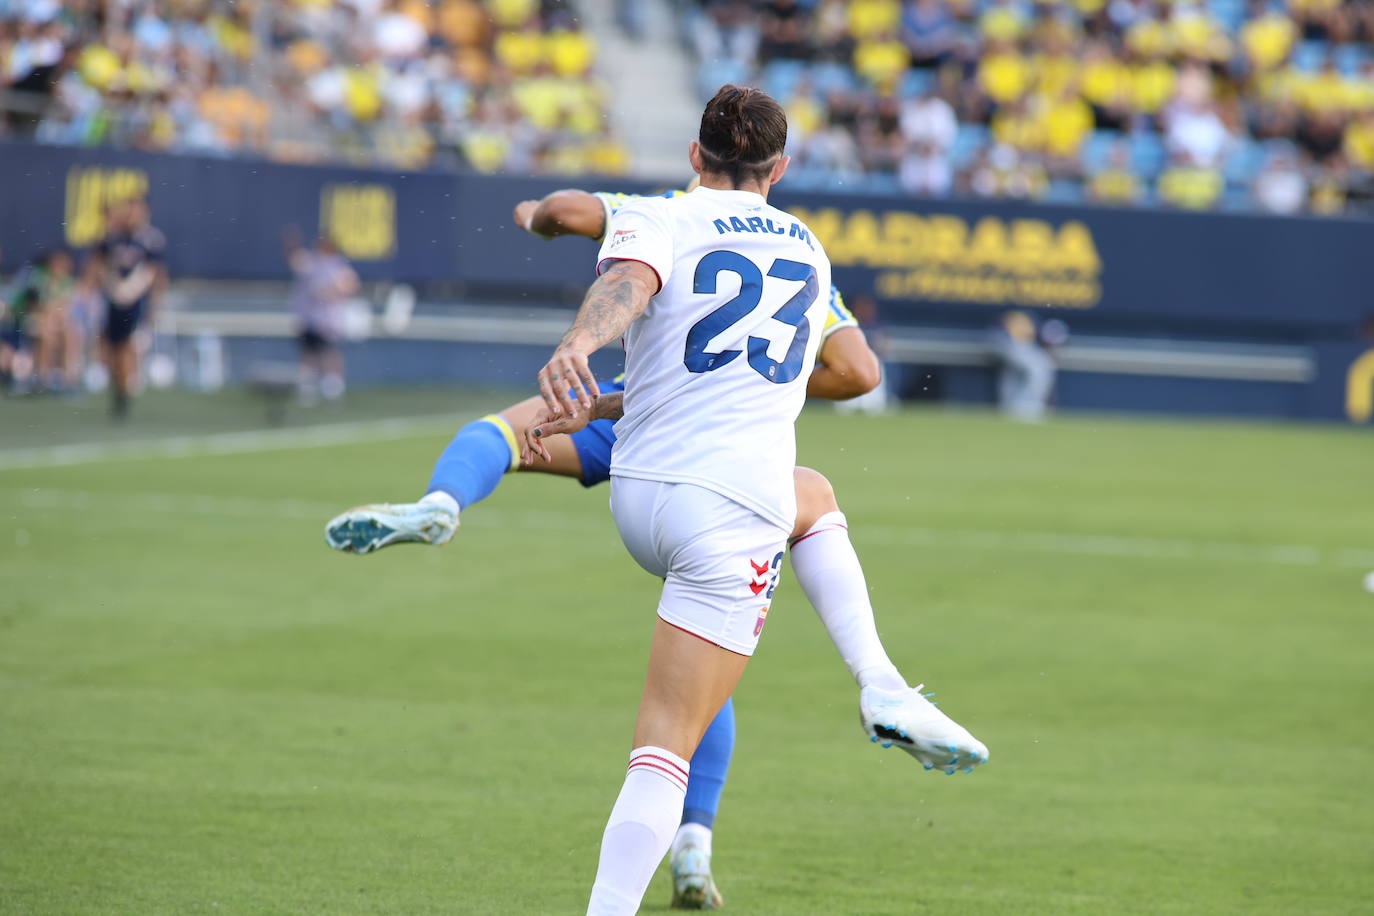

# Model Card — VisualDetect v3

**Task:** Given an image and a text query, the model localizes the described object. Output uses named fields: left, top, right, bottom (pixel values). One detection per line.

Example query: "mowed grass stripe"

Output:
left=8, top=485, right=1373, bottom=569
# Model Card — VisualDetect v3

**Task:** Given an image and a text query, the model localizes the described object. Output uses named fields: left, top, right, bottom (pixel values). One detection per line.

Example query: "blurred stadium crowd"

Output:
left=687, top=0, right=1374, bottom=212
left=0, top=0, right=628, bottom=174
left=1, top=0, right=1372, bottom=213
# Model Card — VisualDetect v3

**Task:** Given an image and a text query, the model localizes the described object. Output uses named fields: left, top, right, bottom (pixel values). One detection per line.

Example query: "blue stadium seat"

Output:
left=862, top=172, right=902, bottom=195
left=700, top=59, right=750, bottom=98
left=1082, top=129, right=1122, bottom=173
left=1334, top=44, right=1368, bottom=77
left=951, top=124, right=989, bottom=169
left=761, top=60, right=807, bottom=101
left=810, top=62, right=858, bottom=94
left=1207, top=0, right=1247, bottom=32
left=1047, top=180, right=1086, bottom=204
left=1220, top=185, right=1255, bottom=212
left=785, top=167, right=831, bottom=191
left=1293, top=40, right=1329, bottom=72
left=1223, top=138, right=1265, bottom=184
left=1129, top=131, right=1167, bottom=179
left=899, top=69, right=936, bottom=98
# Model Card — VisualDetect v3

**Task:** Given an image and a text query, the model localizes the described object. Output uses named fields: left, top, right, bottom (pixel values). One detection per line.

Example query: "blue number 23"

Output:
left=683, top=250, right=818, bottom=384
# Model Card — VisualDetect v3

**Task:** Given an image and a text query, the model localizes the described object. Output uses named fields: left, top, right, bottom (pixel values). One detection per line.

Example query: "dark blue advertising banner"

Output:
left=0, top=143, right=459, bottom=281
left=2, top=141, right=1371, bottom=338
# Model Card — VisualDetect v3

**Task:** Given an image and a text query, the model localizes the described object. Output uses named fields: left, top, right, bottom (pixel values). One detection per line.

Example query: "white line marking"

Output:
left=0, top=415, right=458, bottom=471
left=5, top=488, right=1371, bottom=570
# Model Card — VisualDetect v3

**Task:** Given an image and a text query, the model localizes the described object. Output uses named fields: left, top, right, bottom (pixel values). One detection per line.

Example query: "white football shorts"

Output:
left=609, top=477, right=790, bottom=657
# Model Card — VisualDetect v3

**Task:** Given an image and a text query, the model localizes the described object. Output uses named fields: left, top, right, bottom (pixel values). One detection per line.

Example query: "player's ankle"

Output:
left=672, top=821, right=712, bottom=858
left=856, top=664, right=907, bottom=692
left=419, top=491, right=460, bottom=515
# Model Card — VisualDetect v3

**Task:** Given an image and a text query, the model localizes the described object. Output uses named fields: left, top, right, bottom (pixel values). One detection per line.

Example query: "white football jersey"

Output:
left=597, top=185, right=832, bottom=530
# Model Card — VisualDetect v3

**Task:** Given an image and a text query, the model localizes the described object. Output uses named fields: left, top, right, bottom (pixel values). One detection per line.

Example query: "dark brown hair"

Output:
left=698, top=84, right=788, bottom=185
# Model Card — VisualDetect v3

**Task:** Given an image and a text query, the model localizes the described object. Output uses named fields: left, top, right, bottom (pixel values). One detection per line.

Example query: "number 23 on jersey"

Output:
left=684, top=250, right=819, bottom=384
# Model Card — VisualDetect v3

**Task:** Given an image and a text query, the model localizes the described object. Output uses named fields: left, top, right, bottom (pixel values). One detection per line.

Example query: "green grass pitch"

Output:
left=2, top=391, right=1372, bottom=914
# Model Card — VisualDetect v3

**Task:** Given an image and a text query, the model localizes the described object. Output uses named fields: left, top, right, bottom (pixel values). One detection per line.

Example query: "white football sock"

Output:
left=671, top=821, right=712, bottom=859
left=419, top=490, right=459, bottom=515
left=587, top=746, right=689, bottom=916
left=790, top=511, right=906, bottom=691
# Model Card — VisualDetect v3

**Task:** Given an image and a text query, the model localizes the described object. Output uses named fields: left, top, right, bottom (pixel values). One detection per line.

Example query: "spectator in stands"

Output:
left=1308, top=164, right=1349, bottom=213
left=899, top=87, right=956, bottom=194
left=1088, top=141, right=1144, bottom=205
left=1253, top=146, right=1309, bottom=214
left=902, top=0, right=959, bottom=69
left=12, top=0, right=1374, bottom=211
left=1159, top=150, right=1225, bottom=209
left=759, top=0, right=812, bottom=63
left=1041, top=86, right=1095, bottom=177
left=968, top=143, right=1048, bottom=199
left=1297, top=107, right=1348, bottom=167
left=15, top=0, right=626, bottom=175
left=991, top=310, right=1056, bottom=422
left=1346, top=108, right=1374, bottom=176
left=858, top=94, right=906, bottom=173
left=1163, top=65, right=1231, bottom=170
left=285, top=227, right=359, bottom=405
left=693, top=0, right=760, bottom=86
left=1240, top=0, right=1298, bottom=74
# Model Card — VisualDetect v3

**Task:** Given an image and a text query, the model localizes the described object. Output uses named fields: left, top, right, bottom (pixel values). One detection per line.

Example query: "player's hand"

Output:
left=537, top=347, right=599, bottom=418
left=520, top=408, right=590, bottom=466
left=513, top=200, right=541, bottom=235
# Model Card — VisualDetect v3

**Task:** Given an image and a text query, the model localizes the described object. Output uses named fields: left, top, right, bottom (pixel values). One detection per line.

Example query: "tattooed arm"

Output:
left=536, top=259, right=657, bottom=417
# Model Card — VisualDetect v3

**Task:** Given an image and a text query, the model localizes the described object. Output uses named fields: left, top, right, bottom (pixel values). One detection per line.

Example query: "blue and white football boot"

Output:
left=860, top=684, right=989, bottom=775
left=324, top=501, right=458, bottom=555
left=670, top=840, right=724, bottom=910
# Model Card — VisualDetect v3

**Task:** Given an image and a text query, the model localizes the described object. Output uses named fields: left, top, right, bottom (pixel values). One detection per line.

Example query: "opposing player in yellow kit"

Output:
left=325, top=172, right=987, bottom=910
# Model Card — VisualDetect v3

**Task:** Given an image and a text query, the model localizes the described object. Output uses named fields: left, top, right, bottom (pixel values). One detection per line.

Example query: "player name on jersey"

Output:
left=710, top=216, right=814, bottom=249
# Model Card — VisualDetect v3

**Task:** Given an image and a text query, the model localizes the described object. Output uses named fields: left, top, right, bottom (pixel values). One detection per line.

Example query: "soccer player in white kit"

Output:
left=529, top=86, right=987, bottom=916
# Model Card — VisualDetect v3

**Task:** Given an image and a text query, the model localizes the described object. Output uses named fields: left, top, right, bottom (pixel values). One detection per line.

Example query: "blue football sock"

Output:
left=425, top=415, right=520, bottom=509
left=682, top=698, right=735, bottom=829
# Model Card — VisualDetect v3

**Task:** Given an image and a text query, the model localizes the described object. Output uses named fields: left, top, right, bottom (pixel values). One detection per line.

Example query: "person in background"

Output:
left=899, top=88, right=957, bottom=195
left=0, top=253, right=44, bottom=394
left=33, top=249, right=80, bottom=392
left=835, top=295, right=892, bottom=415
left=991, top=310, right=1056, bottom=422
left=1253, top=146, right=1309, bottom=214
left=86, top=198, right=166, bottom=419
left=285, top=228, right=359, bottom=404
left=1088, top=141, right=1144, bottom=205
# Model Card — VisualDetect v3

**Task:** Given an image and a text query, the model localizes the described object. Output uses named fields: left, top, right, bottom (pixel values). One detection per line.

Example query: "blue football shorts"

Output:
left=569, top=375, right=625, bottom=487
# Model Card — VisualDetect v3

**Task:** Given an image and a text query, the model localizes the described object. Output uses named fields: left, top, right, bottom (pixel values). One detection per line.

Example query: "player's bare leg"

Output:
left=324, top=396, right=586, bottom=554
left=788, top=467, right=988, bottom=774
left=106, top=340, right=137, bottom=419
left=591, top=620, right=748, bottom=915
